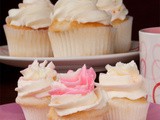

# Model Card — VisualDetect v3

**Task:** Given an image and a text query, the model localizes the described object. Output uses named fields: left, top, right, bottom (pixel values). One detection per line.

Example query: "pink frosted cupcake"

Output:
left=48, top=65, right=108, bottom=120
left=3, top=0, right=54, bottom=57
left=15, top=60, right=57, bottom=120
left=97, top=61, right=149, bottom=120
left=97, top=0, right=133, bottom=53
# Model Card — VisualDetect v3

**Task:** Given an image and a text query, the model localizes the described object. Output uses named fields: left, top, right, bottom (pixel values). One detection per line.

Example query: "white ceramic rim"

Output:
left=139, top=27, right=160, bottom=36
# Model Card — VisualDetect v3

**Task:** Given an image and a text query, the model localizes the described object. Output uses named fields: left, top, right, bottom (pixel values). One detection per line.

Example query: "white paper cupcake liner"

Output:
left=106, top=98, right=149, bottom=120
left=113, top=16, right=133, bottom=53
left=48, top=106, right=108, bottom=120
left=48, top=26, right=116, bottom=57
left=3, top=25, right=53, bottom=57
left=21, top=106, right=49, bottom=120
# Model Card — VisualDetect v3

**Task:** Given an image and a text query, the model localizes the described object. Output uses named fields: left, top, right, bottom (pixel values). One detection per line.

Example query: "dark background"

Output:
left=0, top=0, right=160, bottom=104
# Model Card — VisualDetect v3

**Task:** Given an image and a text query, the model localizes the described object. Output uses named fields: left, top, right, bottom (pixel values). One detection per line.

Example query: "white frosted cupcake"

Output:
left=97, top=0, right=133, bottom=53
left=97, top=61, right=149, bottom=120
left=48, top=0, right=116, bottom=57
left=3, top=0, right=54, bottom=57
left=15, top=60, right=57, bottom=120
left=48, top=65, right=109, bottom=120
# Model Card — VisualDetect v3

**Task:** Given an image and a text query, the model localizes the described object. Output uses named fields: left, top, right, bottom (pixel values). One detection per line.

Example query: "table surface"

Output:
left=0, top=103, right=160, bottom=120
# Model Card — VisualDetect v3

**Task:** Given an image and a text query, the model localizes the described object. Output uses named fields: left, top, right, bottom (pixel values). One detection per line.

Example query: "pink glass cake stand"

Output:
left=0, top=103, right=160, bottom=120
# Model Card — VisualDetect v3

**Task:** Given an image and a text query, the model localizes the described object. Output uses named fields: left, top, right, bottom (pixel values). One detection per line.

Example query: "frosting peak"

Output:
left=98, top=61, right=147, bottom=100
left=51, top=0, right=111, bottom=25
left=106, top=60, right=139, bottom=76
left=20, top=60, right=56, bottom=80
left=96, top=0, right=128, bottom=21
left=15, top=60, right=57, bottom=98
left=49, top=65, right=96, bottom=95
left=6, top=0, right=54, bottom=29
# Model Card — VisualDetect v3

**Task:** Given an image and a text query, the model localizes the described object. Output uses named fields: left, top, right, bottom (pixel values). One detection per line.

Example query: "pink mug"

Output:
left=139, top=27, right=160, bottom=104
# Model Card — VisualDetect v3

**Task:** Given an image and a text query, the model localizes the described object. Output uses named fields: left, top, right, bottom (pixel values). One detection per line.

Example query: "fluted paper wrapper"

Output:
left=106, top=99, right=149, bottom=120
left=49, top=26, right=116, bottom=57
left=48, top=106, right=108, bottom=120
left=3, top=25, right=53, bottom=57
left=113, top=16, right=133, bottom=53
left=21, top=106, right=49, bottom=120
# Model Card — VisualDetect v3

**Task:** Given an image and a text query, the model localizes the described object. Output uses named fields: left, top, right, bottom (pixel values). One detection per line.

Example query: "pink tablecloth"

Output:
left=0, top=103, right=160, bottom=120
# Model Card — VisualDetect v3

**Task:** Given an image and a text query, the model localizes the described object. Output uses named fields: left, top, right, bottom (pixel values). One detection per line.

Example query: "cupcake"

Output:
left=97, top=0, right=133, bottom=53
left=48, top=65, right=109, bottom=120
left=15, top=60, right=57, bottom=120
left=3, top=0, right=54, bottom=57
left=48, top=0, right=116, bottom=57
left=97, top=61, right=149, bottom=120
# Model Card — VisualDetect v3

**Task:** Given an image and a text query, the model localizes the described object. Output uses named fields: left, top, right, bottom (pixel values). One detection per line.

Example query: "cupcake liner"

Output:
left=48, top=106, right=108, bottom=120
left=21, top=105, right=49, bottom=120
left=3, top=25, right=53, bottom=57
left=106, top=98, right=149, bottom=120
left=48, top=26, right=116, bottom=57
left=113, top=16, right=133, bottom=53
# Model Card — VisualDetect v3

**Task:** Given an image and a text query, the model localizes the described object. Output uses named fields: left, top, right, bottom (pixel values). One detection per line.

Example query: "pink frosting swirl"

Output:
left=49, top=65, right=96, bottom=96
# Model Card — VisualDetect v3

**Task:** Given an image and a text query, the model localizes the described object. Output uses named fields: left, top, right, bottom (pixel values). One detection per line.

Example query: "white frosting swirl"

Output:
left=15, top=60, right=57, bottom=98
left=49, top=88, right=108, bottom=116
left=96, top=0, right=128, bottom=21
left=98, top=61, right=147, bottom=100
left=51, top=0, right=111, bottom=25
left=6, top=0, right=54, bottom=29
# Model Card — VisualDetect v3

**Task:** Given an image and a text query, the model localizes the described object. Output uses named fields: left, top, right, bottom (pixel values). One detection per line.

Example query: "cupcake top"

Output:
left=6, top=0, right=54, bottom=29
left=15, top=60, right=57, bottom=99
left=49, top=65, right=108, bottom=116
left=96, top=0, right=128, bottom=22
left=98, top=61, right=147, bottom=100
left=51, top=0, right=111, bottom=25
